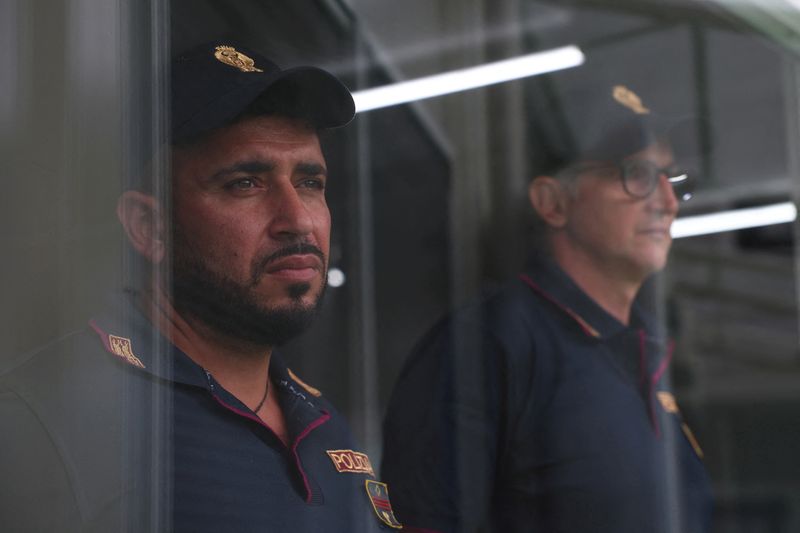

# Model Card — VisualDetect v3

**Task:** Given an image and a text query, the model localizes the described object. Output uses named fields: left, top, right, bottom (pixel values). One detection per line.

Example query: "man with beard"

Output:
left=0, top=42, right=400, bottom=532
left=381, top=84, right=712, bottom=532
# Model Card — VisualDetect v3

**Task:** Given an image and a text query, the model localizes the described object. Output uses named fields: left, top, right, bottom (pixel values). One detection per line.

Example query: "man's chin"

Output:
left=635, top=254, right=669, bottom=279
left=172, top=277, right=324, bottom=348
left=287, top=281, right=313, bottom=300
left=213, top=299, right=320, bottom=348
left=279, top=274, right=329, bottom=306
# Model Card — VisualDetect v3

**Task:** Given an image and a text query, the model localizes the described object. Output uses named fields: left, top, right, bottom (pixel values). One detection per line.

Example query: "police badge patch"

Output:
left=326, top=449, right=375, bottom=476
left=365, top=480, right=402, bottom=529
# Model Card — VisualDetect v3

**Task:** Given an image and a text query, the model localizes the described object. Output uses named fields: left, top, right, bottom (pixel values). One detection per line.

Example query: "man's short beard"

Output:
left=170, top=237, right=327, bottom=348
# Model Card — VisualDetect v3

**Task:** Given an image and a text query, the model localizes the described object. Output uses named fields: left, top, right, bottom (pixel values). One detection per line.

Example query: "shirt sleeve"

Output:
left=0, top=389, right=84, bottom=532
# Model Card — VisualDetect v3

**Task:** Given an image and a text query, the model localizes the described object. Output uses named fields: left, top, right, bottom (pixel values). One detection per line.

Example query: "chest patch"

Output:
left=365, top=480, right=402, bottom=529
left=326, top=449, right=375, bottom=476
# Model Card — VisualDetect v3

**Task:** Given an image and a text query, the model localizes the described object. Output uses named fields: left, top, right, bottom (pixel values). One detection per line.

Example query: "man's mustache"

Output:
left=250, top=243, right=326, bottom=284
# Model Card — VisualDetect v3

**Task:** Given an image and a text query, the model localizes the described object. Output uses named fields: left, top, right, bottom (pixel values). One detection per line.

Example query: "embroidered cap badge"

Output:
left=612, top=84, right=650, bottom=115
left=214, top=45, right=264, bottom=73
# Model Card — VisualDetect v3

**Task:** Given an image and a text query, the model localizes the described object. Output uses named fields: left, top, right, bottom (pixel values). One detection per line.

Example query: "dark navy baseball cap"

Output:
left=537, top=82, right=706, bottom=175
left=171, top=41, right=355, bottom=144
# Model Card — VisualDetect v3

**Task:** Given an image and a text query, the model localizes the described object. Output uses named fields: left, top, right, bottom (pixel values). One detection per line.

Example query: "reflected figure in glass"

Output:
left=381, top=83, right=711, bottom=533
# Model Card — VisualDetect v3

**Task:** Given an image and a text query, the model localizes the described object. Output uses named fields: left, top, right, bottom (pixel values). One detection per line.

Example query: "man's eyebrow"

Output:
left=296, top=162, right=327, bottom=176
left=206, top=160, right=327, bottom=181
left=208, top=160, right=274, bottom=182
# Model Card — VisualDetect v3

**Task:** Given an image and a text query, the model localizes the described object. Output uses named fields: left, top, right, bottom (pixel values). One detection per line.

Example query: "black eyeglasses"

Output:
left=620, top=159, right=693, bottom=200
left=566, top=160, right=694, bottom=201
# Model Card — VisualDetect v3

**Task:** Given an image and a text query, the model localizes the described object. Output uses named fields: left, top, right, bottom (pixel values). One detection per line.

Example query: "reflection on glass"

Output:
left=3, top=1, right=800, bottom=532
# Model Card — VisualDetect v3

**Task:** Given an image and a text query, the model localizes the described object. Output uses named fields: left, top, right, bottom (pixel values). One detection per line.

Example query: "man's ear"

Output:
left=116, top=191, right=165, bottom=264
left=528, top=176, right=571, bottom=229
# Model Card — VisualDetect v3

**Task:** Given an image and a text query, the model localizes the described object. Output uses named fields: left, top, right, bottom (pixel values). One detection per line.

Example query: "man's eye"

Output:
left=227, top=178, right=258, bottom=190
left=300, top=178, right=325, bottom=190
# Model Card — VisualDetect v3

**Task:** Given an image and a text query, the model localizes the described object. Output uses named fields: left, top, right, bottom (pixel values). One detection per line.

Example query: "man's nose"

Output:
left=650, top=173, right=679, bottom=216
left=269, top=185, right=315, bottom=238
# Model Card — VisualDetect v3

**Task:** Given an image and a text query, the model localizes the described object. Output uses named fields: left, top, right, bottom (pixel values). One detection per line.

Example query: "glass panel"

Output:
left=3, top=0, right=799, bottom=531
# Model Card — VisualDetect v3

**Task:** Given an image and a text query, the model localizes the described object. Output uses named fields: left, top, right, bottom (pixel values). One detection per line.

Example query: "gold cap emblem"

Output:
left=214, top=45, right=264, bottom=73
left=612, top=85, right=650, bottom=115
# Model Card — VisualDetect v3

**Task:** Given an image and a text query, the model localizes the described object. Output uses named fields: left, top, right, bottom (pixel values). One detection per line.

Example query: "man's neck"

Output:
left=134, top=284, right=288, bottom=440
left=549, top=244, right=643, bottom=326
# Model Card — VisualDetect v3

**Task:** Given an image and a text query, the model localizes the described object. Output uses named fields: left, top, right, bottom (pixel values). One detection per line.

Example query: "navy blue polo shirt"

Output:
left=0, top=291, right=400, bottom=532
left=381, top=255, right=712, bottom=533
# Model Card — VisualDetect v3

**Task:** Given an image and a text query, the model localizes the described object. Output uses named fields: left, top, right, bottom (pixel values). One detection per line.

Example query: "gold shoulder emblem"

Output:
left=657, top=391, right=704, bottom=458
left=214, top=45, right=264, bottom=73
left=612, top=85, right=650, bottom=115
left=288, top=368, right=322, bottom=397
left=108, top=335, right=146, bottom=369
left=657, top=391, right=679, bottom=414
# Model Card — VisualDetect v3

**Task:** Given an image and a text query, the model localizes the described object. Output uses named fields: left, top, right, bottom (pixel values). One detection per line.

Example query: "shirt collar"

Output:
left=270, top=355, right=328, bottom=435
left=520, top=254, right=661, bottom=341
left=88, top=291, right=327, bottom=417
left=88, top=290, right=221, bottom=389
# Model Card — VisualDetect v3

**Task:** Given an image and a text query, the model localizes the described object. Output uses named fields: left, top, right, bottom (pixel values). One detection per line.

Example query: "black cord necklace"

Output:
left=253, top=373, right=270, bottom=413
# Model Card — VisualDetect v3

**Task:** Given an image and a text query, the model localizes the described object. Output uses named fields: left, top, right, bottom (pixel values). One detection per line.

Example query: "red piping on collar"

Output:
left=88, top=319, right=112, bottom=353
left=652, top=339, right=675, bottom=385
left=292, top=412, right=331, bottom=503
left=519, top=274, right=601, bottom=338
left=645, top=337, right=675, bottom=438
left=210, top=394, right=270, bottom=430
left=638, top=329, right=647, bottom=387
left=209, top=393, right=330, bottom=502
left=638, top=328, right=663, bottom=436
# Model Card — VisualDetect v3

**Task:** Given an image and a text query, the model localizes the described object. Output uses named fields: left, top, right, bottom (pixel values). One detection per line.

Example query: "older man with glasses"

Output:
left=381, top=84, right=712, bottom=533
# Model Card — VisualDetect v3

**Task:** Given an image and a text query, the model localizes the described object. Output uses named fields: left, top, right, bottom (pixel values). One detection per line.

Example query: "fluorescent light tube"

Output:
left=353, top=45, right=585, bottom=113
left=671, top=202, right=797, bottom=239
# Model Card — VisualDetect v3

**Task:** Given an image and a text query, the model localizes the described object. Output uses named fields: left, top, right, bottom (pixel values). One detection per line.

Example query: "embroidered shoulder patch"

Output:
left=657, top=391, right=704, bottom=459
left=327, top=449, right=375, bottom=476
left=657, top=391, right=679, bottom=414
left=681, top=422, right=705, bottom=459
left=108, top=335, right=145, bottom=369
left=365, top=480, right=402, bottom=529
left=288, top=368, right=322, bottom=397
